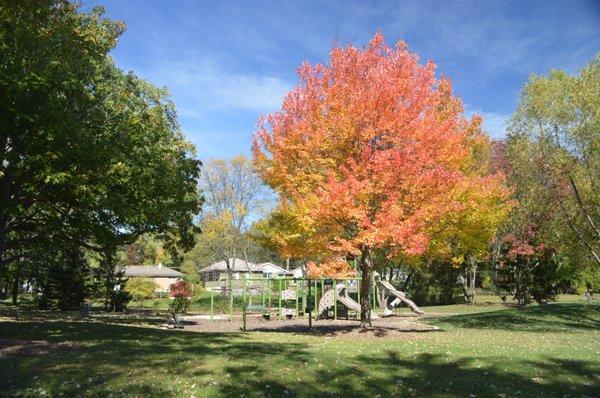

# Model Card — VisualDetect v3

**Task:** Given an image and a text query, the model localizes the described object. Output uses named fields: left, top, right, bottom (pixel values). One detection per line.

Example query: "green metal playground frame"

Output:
left=204, top=274, right=402, bottom=331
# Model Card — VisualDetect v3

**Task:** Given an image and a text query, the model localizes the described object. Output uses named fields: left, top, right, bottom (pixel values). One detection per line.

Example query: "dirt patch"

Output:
left=0, top=339, right=80, bottom=358
left=181, top=314, right=439, bottom=338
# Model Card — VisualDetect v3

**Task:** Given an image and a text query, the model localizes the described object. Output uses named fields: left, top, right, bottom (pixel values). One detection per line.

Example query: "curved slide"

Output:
left=317, top=284, right=378, bottom=319
left=378, top=280, right=424, bottom=315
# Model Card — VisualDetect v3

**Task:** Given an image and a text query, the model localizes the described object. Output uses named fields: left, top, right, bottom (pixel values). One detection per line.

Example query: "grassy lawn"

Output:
left=1, top=301, right=599, bottom=397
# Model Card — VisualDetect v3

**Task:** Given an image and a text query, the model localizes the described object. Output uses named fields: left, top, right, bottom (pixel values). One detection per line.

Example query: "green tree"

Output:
left=0, top=0, right=123, bottom=293
left=508, top=55, right=600, bottom=268
left=0, top=1, right=202, bottom=307
left=35, top=244, right=90, bottom=310
left=124, top=277, right=158, bottom=308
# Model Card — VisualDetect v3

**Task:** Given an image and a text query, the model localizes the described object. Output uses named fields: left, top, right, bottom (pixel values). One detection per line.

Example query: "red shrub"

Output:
left=169, top=280, right=192, bottom=299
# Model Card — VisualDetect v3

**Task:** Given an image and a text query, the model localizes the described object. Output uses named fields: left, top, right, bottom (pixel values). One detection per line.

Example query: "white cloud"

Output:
left=139, top=59, right=292, bottom=114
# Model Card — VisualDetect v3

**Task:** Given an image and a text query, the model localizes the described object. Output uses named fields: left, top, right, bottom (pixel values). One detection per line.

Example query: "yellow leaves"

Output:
left=451, top=256, right=464, bottom=267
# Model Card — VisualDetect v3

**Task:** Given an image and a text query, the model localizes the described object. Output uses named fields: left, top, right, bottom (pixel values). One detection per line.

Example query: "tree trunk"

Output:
left=0, top=223, right=7, bottom=296
left=469, top=256, right=477, bottom=306
left=401, top=270, right=414, bottom=291
left=359, top=247, right=372, bottom=328
left=377, top=284, right=387, bottom=313
left=102, top=247, right=118, bottom=311
left=461, top=269, right=469, bottom=303
left=11, top=271, right=20, bottom=305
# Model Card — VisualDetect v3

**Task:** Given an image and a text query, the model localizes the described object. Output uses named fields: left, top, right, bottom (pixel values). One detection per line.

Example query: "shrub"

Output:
left=169, top=280, right=192, bottom=316
left=495, top=234, right=564, bottom=305
left=125, top=277, right=158, bottom=307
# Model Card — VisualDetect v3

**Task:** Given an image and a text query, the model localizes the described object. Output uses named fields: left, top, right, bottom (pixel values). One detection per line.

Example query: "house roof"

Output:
left=199, top=258, right=261, bottom=273
left=257, top=262, right=288, bottom=274
left=199, top=259, right=303, bottom=276
left=123, top=265, right=183, bottom=278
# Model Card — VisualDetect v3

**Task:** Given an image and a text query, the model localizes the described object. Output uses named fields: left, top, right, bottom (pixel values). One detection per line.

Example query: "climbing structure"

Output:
left=317, top=283, right=378, bottom=319
left=377, top=280, right=424, bottom=315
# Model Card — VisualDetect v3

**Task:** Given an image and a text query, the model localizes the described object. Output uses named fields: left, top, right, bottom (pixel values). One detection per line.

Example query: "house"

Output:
left=199, top=258, right=293, bottom=291
left=289, top=266, right=304, bottom=279
left=256, top=262, right=288, bottom=278
left=122, top=264, right=183, bottom=292
left=199, top=258, right=261, bottom=284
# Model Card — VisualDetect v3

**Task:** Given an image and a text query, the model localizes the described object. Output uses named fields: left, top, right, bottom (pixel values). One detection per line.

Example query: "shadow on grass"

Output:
left=1, top=303, right=599, bottom=397
left=214, top=349, right=599, bottom=397
left=249, top=323, right=439, bottom=337
left=428, top=302, right=600, bottom=332
left=0, top=302, right=171, bottom=327
left=0, top=320, right=309, bottom=396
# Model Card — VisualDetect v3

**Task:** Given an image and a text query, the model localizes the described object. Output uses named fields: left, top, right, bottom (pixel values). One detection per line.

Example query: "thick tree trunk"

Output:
left=359, top=248, right=372, bottom=328
left=11, top=271, right=19, bottom=305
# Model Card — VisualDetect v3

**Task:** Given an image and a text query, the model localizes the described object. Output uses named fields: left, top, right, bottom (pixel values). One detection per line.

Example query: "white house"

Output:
left=256, top=262, right=288, bottom=278
left=289, top=267, right=304, bottom=278
left=199, top=259, right=302, bottom=291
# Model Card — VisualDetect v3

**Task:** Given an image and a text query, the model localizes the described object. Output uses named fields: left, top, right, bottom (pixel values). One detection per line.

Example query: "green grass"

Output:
left=1, top=301, right=599, bottom=397
left=419, top=294, right=586, bottom=314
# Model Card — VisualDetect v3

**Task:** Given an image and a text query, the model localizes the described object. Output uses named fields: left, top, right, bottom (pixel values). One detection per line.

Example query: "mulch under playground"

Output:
left=180, top=314, right=439, bottom=338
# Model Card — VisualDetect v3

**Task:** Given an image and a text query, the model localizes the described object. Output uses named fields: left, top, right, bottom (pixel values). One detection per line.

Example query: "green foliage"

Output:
left=169, top=280, right=192, bottom=315
left=401, top=261, right=464, bottom=306
left=111, top=289, right=132, bottom=312
left=495, top=244, right=565, bottom=305
left=507, top=54, right=600, bottom=267
left=124, top=277, right=157, bottom=307
left=183, top=276, right=205, bottom=302
left=35, top=245, right=90, bottom=310
left=578, top=266, right=600, bottom=293
left=0, top=1, right=201, bottom=307
left=169, top=296, right=190, bottom=316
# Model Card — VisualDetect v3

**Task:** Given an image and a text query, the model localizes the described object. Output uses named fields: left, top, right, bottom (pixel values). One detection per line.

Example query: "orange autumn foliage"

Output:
left=306, top=257, right=356, bottom=279
left=253, top=32, right=508, bottom=277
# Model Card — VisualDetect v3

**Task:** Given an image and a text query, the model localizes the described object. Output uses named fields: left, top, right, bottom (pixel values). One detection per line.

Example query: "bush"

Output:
left=110, top=289, right=132, bottom=312
left=183, top=275, right=205, bottom=302
left=125, top=277, right=158, bottom=307
left=169, top=280, right=192, bottom=316
left=495, top=239, right=563, bottom=305
left=403, top=261, right=464, bottom=306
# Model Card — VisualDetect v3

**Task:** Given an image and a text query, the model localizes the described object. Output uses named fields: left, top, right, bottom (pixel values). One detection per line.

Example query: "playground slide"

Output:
left=317, top=284, right=378, bottom=319
left=378, top=280, right=424, bottom=315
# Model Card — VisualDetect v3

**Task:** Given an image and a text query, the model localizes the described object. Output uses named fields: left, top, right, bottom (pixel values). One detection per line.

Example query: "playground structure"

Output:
left=203, top=274, right=424, bottom=331
left=378, top=280, right=425, bottom=316
left=316, top=282, right=378, bottom=320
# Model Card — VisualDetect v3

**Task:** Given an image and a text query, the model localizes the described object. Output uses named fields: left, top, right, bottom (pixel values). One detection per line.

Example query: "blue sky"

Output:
left=86, top=0, right=600, bottom=162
